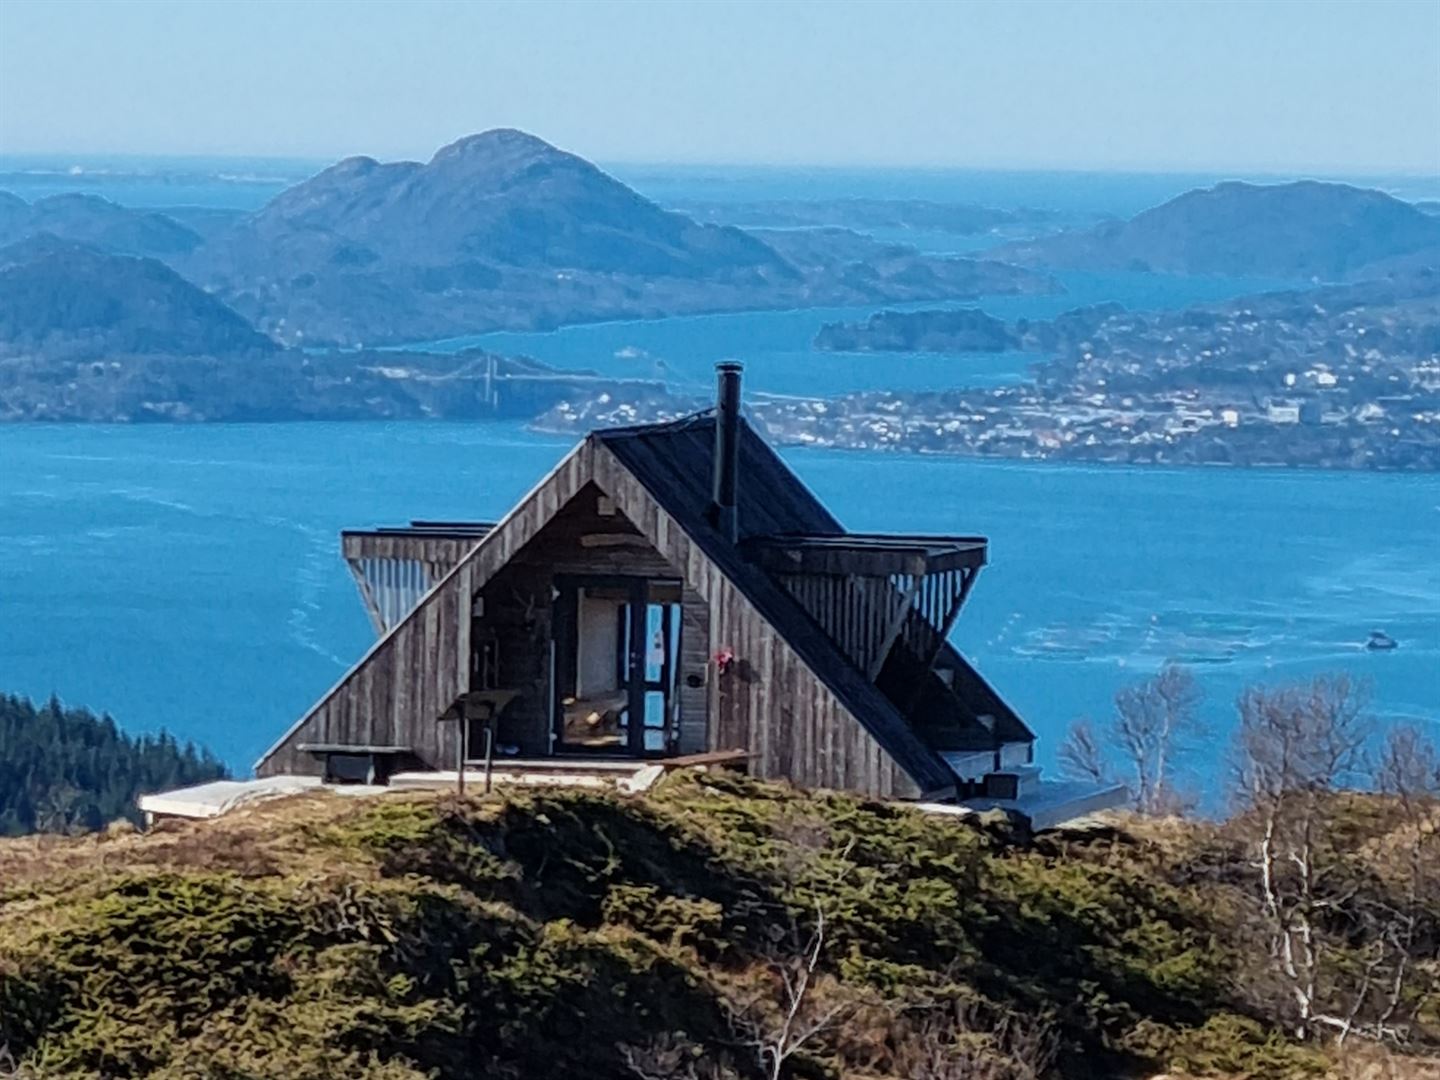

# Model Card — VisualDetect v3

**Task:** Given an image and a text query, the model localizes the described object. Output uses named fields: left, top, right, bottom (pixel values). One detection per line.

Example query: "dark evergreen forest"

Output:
left=0, top=693, right=226, bottom=835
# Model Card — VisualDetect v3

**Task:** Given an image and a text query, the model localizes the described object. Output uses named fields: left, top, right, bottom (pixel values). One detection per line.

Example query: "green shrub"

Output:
left=2, top=773, right=1415, bottom=1079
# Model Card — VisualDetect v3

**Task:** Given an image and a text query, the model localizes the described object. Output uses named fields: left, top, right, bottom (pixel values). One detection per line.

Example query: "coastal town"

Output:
left=538, top=270, right=1440, bottom=471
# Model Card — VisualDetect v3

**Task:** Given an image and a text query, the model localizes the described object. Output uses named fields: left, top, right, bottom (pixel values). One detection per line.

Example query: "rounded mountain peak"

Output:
left=331, top=155, right=382, bottom=174
left=429, top=129, right=561, bottom=166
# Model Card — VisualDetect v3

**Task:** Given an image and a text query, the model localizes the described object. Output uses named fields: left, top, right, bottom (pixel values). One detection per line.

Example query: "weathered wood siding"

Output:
left=341, top=533, right=481, bottom=570
left=677, top=587, right=710, bottom=755
left=258, top=436, right=919, bottom=799
left=476, top=483, right=704, bottom=757
left=591, top=444, right=920, bottom=799
left=257, top=444, right=596, bottom=776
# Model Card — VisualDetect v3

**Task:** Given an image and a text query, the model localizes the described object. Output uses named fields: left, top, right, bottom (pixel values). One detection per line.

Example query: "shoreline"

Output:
left=5, top=418, right=1435, bottom=775
left=4, top=412, right=1439, bottom=478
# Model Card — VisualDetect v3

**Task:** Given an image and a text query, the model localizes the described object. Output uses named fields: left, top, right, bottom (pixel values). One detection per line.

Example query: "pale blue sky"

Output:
left=1, top=0, right=1437, bottom=174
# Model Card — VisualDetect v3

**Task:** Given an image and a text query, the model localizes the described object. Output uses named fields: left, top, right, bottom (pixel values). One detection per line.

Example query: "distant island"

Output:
left=0, top=235, right=679, bottom=422
left=814, top=308, right=1019, bottom=353
left=989, top=179, right=1440, bottom=279
left=541, top=270, right=1440, bottom=472
left=0, top=130, right=1059, bottom=348
left=813, top=301, right=1134, bottom=355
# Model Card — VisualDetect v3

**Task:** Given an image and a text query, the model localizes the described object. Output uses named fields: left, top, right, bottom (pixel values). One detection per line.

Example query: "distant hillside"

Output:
left=0, top=693, right=225, bottom=834
left=676, top=196, right=1055, bottom=234
left=0, top=774, right=1435, bottom=1078
left=154, top=204, right=249, bottom=241
left=0, top=191, right=202, bottom=256
left=752, top=226, right=1045, bottom=296
left=814, top=271, right=1440, bottom=360
left=992, top=180, right=1440, bottom=280
left=0, top=236, right=277, bottom=358
left=189, top=129, right=1055, bottom=346
left=0, top=344, right=669, bottom=424
left=220, top=128, right=787, bottom=278
left=0, top=232, right=765, bottom=425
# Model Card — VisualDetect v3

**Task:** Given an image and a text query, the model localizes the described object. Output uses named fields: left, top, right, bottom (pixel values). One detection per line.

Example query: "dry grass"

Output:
left=0, top=790, right=371, bottom=889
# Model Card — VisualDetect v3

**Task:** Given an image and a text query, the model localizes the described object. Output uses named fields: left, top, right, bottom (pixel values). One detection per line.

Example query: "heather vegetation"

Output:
left=1062, top=669, right=1440, bottom=1058
left=0, top=760, right=1435, bottom=1079
left=0, top=693, right=225, bottom=835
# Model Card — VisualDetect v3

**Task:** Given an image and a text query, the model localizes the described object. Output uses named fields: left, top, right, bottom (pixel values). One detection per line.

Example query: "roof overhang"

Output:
left=745, top=532, right=988, bottom=578
left=340, top=521, right=498, bottom=635
left=341, top=520, right=496, bottom=558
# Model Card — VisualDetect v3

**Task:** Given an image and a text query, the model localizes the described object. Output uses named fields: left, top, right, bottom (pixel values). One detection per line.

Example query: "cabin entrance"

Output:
left=551, top=574, right=681, bottom=757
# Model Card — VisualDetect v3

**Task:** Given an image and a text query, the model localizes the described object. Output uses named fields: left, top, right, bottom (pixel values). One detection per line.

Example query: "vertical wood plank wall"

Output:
left=257, top=444, right=594, bottom=776
left=677, top=587, right=710, bottom=755
left=258, top=436, right=919, bottom=800
left=591, top=445, right=920, bottom=799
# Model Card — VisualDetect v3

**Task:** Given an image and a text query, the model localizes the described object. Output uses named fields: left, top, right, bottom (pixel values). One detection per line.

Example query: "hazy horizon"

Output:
left=3, top=142, right=1440, bottom=185
left=1, top=0, right=1437, bottom=176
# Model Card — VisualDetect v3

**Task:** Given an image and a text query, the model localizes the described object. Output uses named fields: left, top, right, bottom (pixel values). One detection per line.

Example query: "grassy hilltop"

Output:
left=0, top=773, right=1435, bottom=1080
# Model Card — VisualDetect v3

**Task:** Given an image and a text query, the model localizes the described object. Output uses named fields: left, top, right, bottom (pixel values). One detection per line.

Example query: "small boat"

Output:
left=1365, top=630, right=1399, bottom=651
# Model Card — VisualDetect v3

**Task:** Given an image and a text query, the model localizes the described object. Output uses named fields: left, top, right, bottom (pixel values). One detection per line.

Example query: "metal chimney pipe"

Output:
left=712, top=361, right=743, bottom=543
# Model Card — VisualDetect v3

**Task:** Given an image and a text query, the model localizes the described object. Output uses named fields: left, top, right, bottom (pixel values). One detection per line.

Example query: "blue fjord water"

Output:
left=411, top=270, right=1298, bottom=398
left=1, top=421, right=1435, bottom=779
left=0, top=161, right=1436, bottom=785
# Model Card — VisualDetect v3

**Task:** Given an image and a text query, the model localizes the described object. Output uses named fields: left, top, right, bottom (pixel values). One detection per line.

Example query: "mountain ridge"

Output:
left=0, top=191, right=203, bottom=258
left=990, top=179, right=1440, bottom=280
left=203, top=128, right=793, bottom=280
left=0, top=236, right=277, bottom=359
left=185, top=128, right=1055, bottom=346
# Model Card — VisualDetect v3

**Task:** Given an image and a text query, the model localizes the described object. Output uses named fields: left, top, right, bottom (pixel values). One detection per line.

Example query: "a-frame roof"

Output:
left=595, top=411, right=843, bottom=540
left=596, top=412, right=981, bottom=793
left=257, top=407, right=1030, bottom=792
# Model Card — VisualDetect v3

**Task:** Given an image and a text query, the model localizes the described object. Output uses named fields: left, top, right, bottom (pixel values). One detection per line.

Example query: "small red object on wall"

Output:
left=713, top=646, right=736, bottom=675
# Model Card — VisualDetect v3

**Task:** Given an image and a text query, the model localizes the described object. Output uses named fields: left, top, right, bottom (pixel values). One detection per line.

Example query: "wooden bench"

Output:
left=297, top=743, right=414, bottom=785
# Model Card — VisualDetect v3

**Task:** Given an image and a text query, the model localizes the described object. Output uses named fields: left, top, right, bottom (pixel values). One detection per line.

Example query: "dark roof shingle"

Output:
left=596, top=413, right=1031, bottom=792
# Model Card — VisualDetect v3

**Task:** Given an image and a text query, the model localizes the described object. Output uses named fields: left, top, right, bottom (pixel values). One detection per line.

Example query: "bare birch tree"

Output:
left=621, top=827, right=862, bottom=1080
left=730, top=901, right=857, bottom=1080
left=1232, top=674, right=1374, bottom=1041
left=1117, top=661, right=1202, bottom=814
left=1058, top=718, right=1109, bottom=787
left=1059, top=662, right=1202, bottom=814
left=1370, top=723, right=1440, bottom=1041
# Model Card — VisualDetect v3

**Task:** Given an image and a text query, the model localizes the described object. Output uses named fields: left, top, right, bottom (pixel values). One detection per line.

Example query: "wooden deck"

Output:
left=387, top=749, right=752, bottom=794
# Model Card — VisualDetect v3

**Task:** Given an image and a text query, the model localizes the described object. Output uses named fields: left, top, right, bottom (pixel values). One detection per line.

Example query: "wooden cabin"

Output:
left=255, top=363, right=1036, bottom=802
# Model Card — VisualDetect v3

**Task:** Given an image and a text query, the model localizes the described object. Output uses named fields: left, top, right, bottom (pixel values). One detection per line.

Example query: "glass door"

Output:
left=552, top=575, right=681, bottom=756
left=640, top=599, right=680, bottom=753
